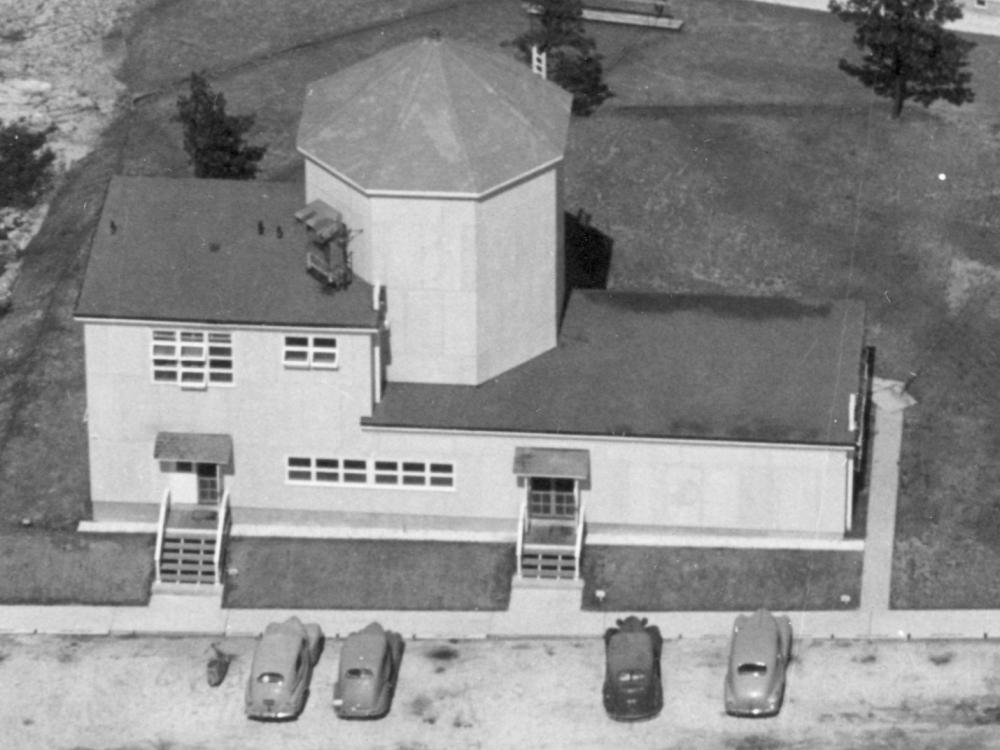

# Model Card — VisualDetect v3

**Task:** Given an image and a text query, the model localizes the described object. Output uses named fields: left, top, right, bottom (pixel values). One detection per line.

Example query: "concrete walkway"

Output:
left=8, top=377, right=1000, bottom=642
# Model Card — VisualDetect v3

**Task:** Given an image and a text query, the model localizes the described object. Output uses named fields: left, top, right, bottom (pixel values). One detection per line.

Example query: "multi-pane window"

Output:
left=283, top=335, right=338, bottom=369
left=528, top=477, right=576, bottom=518
left=286, top=457, right=454, bottom=489
left=373, top=460, right=455, bottom=487
left=152, top=330, right=233, bottom=387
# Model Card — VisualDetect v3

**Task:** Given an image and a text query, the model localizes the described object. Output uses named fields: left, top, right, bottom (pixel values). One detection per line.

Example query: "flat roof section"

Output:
left=365, top=292, right=866, bottom=445
left=75, top=176, right=378, bottom=329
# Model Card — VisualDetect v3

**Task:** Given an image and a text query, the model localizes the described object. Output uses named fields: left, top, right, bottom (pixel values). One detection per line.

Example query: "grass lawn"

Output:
left=0, top=531, right=153, bottom=605
left=223, top=539, right=516, bottom=610
left=581, top=546, right=863, bottom=611
left=2, top=0, right=1000, bottom=606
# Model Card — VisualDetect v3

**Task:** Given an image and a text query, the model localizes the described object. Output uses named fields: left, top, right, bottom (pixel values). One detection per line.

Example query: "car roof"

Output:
left=341, top=623, right=388, bottom=668
left=732, top=611, right=779, bottom=664
left=607, top=630, right=655, bottom=673
left=253, top=620, right=306, bottom=674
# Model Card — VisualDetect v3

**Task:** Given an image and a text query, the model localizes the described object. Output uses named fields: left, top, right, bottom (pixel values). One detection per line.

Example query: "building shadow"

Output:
left=563, top=209, right=613, bottom=313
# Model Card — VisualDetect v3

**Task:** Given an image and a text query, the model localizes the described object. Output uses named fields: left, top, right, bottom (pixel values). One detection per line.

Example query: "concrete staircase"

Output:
left=158, top=529, right=218, bottom=587
left=520, top=544, right=578, bottom=580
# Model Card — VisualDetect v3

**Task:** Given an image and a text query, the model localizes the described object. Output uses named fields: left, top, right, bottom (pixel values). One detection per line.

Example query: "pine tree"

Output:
left=175, top=71, right=267, bottom=179
left=830, top=0, right=975, bottom=119
left=509, top=0, right=612, bottom=116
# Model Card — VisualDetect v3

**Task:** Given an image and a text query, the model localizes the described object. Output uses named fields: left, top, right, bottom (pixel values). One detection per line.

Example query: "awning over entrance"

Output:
left=513, top=447, right=590, bottom=480
left=154, top=432, right=233, bottom=465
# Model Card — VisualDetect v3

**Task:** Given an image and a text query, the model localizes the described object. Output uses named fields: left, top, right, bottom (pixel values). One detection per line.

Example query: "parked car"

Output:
left=333, top=622, right=405, bottom=719
left=724, top=609, right=792, bottom=717
left=602, top=615, right=663, bottom=721
left=245, top=617, right=324, bottom=720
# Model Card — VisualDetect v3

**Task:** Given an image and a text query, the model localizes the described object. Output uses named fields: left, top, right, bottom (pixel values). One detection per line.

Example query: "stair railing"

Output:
left=213, top=488, right=231, bottom=585
left=154, top=487, right=171, bottom=584
left=573, top=500, right=586, bottom=581
left=516, top=495, right=528, bottom=578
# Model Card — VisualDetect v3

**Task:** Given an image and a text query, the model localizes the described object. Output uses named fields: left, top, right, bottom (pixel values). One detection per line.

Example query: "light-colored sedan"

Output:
left=245, top=617, right=324, bottom=720
left=724, top=609, right=792, bottom=717
left=333, top=622, right=405, bottom=719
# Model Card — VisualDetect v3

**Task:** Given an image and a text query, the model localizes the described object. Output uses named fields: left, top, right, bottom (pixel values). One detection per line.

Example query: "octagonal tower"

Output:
left=297, top=37, right=572, bottom=385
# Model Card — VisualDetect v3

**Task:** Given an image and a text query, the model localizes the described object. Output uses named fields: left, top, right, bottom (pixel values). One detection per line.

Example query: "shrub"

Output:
left=0, top=121, right=56, bottom=208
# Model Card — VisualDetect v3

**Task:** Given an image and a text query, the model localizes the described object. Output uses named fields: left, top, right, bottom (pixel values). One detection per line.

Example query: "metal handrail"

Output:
left=516, top=496, right=527, bottom=578
left=153, top=487, right=171, bottom=584
left=573, top=501, right=586, bottom=581
left=213, top=488, right=231, bottom=585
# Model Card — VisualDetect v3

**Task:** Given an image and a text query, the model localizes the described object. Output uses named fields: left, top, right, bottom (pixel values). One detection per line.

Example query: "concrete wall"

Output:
left=370, top=195, right=479, bottom=384
left=304, top=159, right=562, bottom=386
left=352, top=430, right=852, bottom=536
left=84, top=321, right=375, bottom=510
left=475, top=167, right=560, bottom=381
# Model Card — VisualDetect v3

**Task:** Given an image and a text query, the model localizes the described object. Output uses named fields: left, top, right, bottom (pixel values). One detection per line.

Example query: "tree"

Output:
left=508, top=0, right=612, bottom=116
left=175, top=71, right=266, bottom=179
left=829, top=0, right=975, bottom=119
left=0, top=121, right=55, bottom=208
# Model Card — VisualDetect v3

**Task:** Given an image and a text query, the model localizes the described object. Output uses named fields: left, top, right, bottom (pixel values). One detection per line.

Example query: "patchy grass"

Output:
left=223, top=539, right=515, bottom=610
left=581, top=546, right=863, bottom=611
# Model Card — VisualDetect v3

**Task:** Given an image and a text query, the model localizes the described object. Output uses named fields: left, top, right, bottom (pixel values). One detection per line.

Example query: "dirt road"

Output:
left=4, top=633, right=1000, bottom=750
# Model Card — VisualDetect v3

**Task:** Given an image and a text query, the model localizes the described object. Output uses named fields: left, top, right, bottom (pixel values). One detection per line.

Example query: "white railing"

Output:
left=153, top=487, right=171, bottom=584
left=516, top=496, right=528, bottom=578
left=213, top=488, right=231, bottom=585
left=573, top=501, right=586, bottom=581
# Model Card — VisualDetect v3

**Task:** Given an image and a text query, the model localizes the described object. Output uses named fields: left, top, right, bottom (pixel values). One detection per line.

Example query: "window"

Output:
left=152, top=330, right=233, bottom=388
left=283, top=335, right=338, bottom=369
left=285, top=457, right=454, bottom=489
left=373, top=460, right=454, bottom=487
left=529, top=477, right=576, bottom=518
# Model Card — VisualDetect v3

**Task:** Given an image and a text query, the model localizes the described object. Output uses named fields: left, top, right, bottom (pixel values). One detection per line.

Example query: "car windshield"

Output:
left=617, top=670, right=647, bottom=683
left=737, top=662, right=768, bottom=675
left=257, top=672, right=285, bottom=684
left=346, top=667, right=374, bottom=679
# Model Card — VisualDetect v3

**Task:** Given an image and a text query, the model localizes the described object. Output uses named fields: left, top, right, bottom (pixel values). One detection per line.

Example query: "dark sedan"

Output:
left=602, top=615, right=663, bottom=721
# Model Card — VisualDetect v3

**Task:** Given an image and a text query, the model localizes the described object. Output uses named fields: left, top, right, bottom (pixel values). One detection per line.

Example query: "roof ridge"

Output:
left=436, top=41, right=476, bottom=192
left=446, top=40, right=563, bottom=155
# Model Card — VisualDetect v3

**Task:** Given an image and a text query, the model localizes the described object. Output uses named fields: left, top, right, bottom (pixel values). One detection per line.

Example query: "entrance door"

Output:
left=528, top=477, right=577, bottom=521
left=196, top=463, right=221, bottom=505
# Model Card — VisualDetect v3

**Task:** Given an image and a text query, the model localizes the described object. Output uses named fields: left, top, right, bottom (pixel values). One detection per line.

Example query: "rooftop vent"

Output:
left=296, top=199, right=352, bottom=289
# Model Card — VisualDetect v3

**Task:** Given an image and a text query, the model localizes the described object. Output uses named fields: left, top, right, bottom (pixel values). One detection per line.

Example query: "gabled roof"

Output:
left=364, top=292, right=867, bottom=445
left=297, top=37, right=573, bottom=196
left=75, top=176, right=379, bottom=329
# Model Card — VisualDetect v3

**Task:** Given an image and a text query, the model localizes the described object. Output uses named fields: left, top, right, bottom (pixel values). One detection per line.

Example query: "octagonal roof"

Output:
left=297, top=37, right=572, bottom=197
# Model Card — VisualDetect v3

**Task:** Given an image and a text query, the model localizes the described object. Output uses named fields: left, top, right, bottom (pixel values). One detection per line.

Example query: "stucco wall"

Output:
left=84, top=321, right=850, bottom=537
left=348, top=430, right=852, bottom=536
left=84, top=321, right=376, bottom=509
left=370, top=194, right=479, bottom=384
left=475, top=167, right=559, bottom=381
